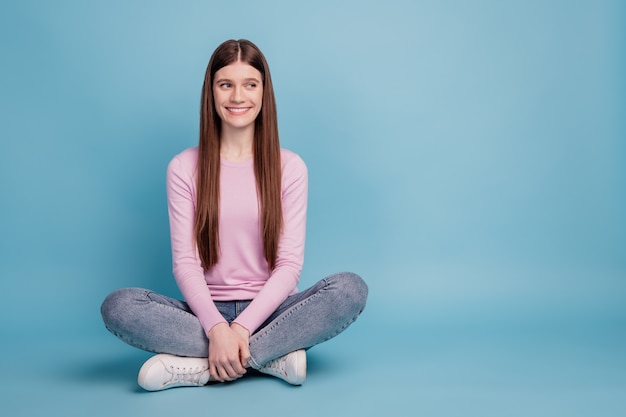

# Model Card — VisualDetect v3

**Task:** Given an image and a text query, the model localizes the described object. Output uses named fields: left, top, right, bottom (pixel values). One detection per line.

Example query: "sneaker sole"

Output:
left=292, top=349, right=307, bottom=385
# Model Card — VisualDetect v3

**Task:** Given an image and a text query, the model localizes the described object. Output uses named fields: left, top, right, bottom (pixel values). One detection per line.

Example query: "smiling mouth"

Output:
left=227, top=107, right=251, bottom=114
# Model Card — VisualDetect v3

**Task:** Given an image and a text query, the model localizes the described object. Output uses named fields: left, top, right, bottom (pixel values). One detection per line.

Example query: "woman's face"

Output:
left=213, top=61, right=263, bottom=132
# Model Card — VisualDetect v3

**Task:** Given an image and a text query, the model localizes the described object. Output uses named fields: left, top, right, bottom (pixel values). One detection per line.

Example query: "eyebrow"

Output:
left=214, top=77, right=261, bottom=84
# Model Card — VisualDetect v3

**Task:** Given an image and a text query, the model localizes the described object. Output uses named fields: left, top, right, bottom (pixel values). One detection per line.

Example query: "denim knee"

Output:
left=327, top=272, right=369, bottom=316
left=100, top=287, right=148, bottom=332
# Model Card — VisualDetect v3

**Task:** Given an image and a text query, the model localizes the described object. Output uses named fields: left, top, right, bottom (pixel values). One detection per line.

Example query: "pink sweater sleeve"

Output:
left=233, top=152, right=308, bottom=333
left=166, top=153, right=226, bottom=335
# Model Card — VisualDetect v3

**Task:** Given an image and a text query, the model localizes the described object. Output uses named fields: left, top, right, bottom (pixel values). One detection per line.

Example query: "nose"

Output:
left=230, top=86, right=244, bottom=103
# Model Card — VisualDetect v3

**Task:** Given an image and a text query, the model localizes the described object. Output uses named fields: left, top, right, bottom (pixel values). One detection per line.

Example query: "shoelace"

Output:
left=168, top=366, right=207, bottom=385
left=263, top=356, right=288, bottom=377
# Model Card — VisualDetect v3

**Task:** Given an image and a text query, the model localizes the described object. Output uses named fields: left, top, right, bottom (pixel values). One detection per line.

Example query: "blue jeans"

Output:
left=101, top=272, right=368, bottom=368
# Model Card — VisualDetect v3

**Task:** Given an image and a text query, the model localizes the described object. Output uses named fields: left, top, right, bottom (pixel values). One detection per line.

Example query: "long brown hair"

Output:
left=195, top=39, right=282, bottom=271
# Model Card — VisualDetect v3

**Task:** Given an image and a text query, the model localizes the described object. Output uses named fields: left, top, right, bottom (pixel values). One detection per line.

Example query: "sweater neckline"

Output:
left=220, top=157, right=253, bottom=167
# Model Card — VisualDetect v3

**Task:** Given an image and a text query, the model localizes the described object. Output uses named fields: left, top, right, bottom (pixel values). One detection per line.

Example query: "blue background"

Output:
left=1, top=0, right=624, bottom=416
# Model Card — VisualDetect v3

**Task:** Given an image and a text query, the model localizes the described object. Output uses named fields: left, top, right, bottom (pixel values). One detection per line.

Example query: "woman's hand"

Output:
left=207, top=322, right=250, bottom=382
left=230, top=322, right=251, bottom=367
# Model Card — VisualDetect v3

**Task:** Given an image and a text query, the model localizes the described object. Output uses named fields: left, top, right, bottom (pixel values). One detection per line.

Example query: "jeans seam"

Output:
left=249, top=279, right=332, bottom=368
left=104, top=324, right=153, bottom=352
left=252, top=279, right=329, bottom=345
left=143, top=290, right=202, bottom=322
left=105, top=292, right=201, bottom=353
left=319, top=307, right=363, bottom=343
left=150, top=298, right=197, bottom=319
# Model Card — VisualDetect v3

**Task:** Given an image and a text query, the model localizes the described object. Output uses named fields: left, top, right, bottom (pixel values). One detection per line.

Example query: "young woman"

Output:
left=101, top=39, right=368, bottom=391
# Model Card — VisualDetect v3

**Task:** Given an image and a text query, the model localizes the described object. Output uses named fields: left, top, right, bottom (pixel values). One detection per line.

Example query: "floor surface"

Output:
left=3, top=306, right=625, bottom=417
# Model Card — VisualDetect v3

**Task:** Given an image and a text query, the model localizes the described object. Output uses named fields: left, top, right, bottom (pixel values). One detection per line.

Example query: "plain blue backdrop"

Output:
left=1, top=1, right=625, bottom=416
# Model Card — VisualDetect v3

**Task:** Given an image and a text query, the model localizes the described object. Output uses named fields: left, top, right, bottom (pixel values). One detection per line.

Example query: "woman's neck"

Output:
left=220, top=125, right=254, bottom=162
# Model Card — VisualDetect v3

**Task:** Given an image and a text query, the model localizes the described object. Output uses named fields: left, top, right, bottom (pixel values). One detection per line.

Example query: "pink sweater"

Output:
left=166, top=147, right=308, bottom=335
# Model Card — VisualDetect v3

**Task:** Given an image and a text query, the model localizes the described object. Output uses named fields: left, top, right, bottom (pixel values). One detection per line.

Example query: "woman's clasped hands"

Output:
left=207, top=322, right=251, bottom=382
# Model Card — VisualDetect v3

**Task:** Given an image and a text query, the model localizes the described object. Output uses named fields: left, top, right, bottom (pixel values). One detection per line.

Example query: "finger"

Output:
left=216, top=360, right=241, bottom=381
left=229, top=351, right=247, bottom=375
left=240, top=356, right=250, bottom=369
left=214, top=366, right=229, bottom=382
left=215, top=362, right=231, bottom=381
left=227, top=360, right=246, bottom=378
left=232, top=364, right=246, bottom=376
left=240, top=349, right=251, bottom=369
left=238, top=339, right=251, bottom=368
left=209, top=362, right=223, bottom=382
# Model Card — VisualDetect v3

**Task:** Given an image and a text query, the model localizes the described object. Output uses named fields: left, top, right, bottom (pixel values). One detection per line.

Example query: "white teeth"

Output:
left=228, top=107, right=249, bottom=113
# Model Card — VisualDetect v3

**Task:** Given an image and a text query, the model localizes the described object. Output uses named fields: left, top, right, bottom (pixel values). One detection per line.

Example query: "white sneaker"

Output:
left=258, top=350, right=306, bottom=385
left=138, top=354, right=211, bottom=391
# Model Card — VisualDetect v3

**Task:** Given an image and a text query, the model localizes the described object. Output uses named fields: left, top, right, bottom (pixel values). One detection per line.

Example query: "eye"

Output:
left=218, top=82, right=232, bottom=88
left=246, top=82, right=257, bottom=88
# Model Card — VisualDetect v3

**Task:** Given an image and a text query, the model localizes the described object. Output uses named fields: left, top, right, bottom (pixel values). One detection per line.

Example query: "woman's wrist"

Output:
left=230, top=322, right=250, bottom=338
left=206, top=321, right=229, bottom=339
